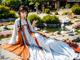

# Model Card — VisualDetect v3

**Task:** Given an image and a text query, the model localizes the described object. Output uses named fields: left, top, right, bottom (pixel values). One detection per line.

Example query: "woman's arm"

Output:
left=28, top=20, right=49, bottom=38
left=27, top=20, right=36, bottom=32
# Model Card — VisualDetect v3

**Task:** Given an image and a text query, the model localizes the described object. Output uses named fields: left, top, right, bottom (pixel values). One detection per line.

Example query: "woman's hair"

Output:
left=18, top=5, right=28, bottom=14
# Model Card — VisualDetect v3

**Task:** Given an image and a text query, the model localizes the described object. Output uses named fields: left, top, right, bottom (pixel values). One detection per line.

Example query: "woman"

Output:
left=1, top=5, right=80, bottom=60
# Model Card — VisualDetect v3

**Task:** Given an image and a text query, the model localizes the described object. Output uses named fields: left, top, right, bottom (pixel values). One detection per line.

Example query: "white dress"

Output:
left=8, top=18, right=79, bottom=60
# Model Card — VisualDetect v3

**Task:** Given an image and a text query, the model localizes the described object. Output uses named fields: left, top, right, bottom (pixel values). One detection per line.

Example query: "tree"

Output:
left=28, top=0, right=49, bottom=12
left=21, top=0, right=29, bottom=5
left=3, top=0, right=22, bottom=10
left=34, top=2, right=40, bottom=12
left=0, top=0, right=2, bottom=4
left=54, top=0, right=60, bottom=10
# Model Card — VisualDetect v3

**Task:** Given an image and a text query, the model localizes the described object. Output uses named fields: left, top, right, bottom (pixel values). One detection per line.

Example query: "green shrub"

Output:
left=4, top=0, right=21, bottom=10
left=65, top=4, right=71, bottom=8
left=8, top=10, right=17, bottom=18
left=0, top=5, right=17, bottom=19
left=0, top=5, right=10, bottom=14
left=28, top=14, right=43, bottom=25
left=72, top=4, right=79, bottom=7
left=42, top=15, right=59, bottom=24
left=44, top=8, right=50, bottom=14
left=0, top=5, right=10, bottom=18
left=71, top=4, right=80, bottom=15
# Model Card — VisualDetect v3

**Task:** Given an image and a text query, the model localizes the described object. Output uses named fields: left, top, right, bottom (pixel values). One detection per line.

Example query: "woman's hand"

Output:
left=32, top=20, right=38, bottom=27
left=33, top=20, right=38, bottom=24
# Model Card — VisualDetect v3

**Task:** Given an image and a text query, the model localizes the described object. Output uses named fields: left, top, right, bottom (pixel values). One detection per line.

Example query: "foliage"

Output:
left=42, top=15, right=59, bottom=24
left=71, top=4, right=80, bottom=15
left=0, top=5, right=10, bottom=14
left=29, top=2, right=34, bottom=5
left=0, top=0, right=60, bottom=11
left=28, top=14, right=43, bottom=25
left=44, top=8, right=50, bottom=14
left=0, top=5, right=10, bottom=19
left=8, top=10, right=17, bottom=18
left=0, top=5, right=17, bottom=19
left=34, top=2, right=40, bottom=8
left=3, top=0, right=21, bottom=10
left=65, top=4, right=71, bottom=8
left=0, top=0, right=2, bottom=4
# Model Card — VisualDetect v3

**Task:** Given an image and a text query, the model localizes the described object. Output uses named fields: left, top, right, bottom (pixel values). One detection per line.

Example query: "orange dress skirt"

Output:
left=1, top=30, right=30, bottom=60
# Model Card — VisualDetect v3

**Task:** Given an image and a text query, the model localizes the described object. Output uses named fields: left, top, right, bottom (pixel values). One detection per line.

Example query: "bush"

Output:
left=4, top=0, right=21, bottom=10
left=71, top=4, right=80, bottom=15
left=42, top=15, right=60, bottom=24
left=0, top=5, right=17, bottom=19
left=28, top=14, right=43, bottom=25
left=0, top=5, right=10, bottom=14
left=44, top=8, right=50, bottom=14
left=65, top=4, right=71, bottom=8
left=8, top=10, right=17, bottom=18
left=0, top=5, right=10, bottom=19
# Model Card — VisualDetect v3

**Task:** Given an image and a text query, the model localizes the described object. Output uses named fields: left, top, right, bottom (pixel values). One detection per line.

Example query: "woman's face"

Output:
left=19, top=11, right=28, bottom=18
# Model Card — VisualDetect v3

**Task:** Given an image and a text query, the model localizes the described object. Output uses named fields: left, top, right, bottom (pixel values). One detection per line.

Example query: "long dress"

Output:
left=1, top=18, right=79, bottom=60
